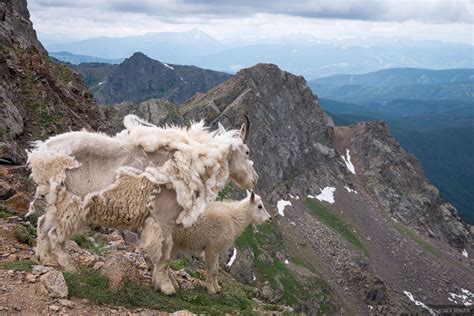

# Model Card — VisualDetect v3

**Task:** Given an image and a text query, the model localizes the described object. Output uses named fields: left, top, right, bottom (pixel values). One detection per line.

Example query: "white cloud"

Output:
left=28, top=0, right=474, bottom=44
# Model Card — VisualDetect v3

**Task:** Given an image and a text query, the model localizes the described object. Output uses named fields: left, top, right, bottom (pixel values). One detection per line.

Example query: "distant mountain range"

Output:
left=311, top=68, right=474, bottom=224
left=42, top=30, right=474, bottom=80
left=72, top=52, right=231, bottom=105
left=50, top=51, right=123, bottom=65
left=310, top=68, right=474, bottom=103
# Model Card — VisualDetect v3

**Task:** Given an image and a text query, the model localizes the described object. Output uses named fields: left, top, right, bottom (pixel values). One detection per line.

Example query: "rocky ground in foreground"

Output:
left=0, top=212, right=294, bottom=315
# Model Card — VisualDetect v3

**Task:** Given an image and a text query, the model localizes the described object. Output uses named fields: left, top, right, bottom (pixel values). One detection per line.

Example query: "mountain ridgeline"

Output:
left=44, top=32, right=474, bottom=80
left=311, top=68, right=474, bottom=224
left=73, top=52, right=232, bottom=105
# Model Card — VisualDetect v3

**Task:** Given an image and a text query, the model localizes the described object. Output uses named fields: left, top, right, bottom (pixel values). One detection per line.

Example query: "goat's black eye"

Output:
left=258, top=205, right=262, bottom=209
left=246, top=151, right=249, bottom=155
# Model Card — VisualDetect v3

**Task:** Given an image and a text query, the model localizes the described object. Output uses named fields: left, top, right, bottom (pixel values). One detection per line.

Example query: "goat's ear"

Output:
left=218, top=122, right=226, bottom=134
left=250, top=191, right=255, bottom=203
left=246, top=190, right=251, bottom=198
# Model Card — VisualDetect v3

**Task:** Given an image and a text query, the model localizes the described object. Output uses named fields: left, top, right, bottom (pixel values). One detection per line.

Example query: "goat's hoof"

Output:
left=207, top=287, right=217, bottom=294
left=160, top=283, right=176, bottom=295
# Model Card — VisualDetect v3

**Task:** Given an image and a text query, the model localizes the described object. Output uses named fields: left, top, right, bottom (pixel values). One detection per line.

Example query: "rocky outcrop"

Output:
left=0, top=0, right=108, bottom=164
left=181, top=63, right=346, bottom=204
left=335, top=121, right=471, bottom=247
left=0, top=0, right=110, bottom=226
left=91, top=52, right=231, bottom=105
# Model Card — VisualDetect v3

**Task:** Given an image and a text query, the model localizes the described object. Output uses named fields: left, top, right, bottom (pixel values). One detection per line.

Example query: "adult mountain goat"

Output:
left=27, top=115, right=258, bottom=294
left=170, top=191, right=271, bottom=294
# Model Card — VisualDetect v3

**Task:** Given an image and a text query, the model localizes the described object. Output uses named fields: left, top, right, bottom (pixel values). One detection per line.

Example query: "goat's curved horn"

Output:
left=210, top=113, right=234, bottom=129
left=242, top=114, right=250, bottom=143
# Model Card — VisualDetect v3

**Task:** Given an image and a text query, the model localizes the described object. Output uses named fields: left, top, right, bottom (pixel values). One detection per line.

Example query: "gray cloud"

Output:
left=31, top=0, right=473, bottom=23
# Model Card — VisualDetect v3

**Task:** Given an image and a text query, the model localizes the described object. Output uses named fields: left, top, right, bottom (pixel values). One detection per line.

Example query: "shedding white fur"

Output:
left=27, top=115, right=258, bottom=295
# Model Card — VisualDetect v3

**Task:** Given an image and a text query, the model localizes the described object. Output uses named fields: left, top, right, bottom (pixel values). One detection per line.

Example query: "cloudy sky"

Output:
left=29, top=0, right=474, bottom=44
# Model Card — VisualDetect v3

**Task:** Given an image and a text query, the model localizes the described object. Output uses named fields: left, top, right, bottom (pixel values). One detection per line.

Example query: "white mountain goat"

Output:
left=26, top=115, right=258, bottom=294
left=170, top=191, right=271, bottom=294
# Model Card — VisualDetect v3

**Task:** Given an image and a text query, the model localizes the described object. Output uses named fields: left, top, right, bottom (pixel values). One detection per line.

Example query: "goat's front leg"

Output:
left=152, top=232, right=175, bottom=295
left=35, top=214, right=56, bottom=266
left=48, top=226, right=76, bottom=272
left=213, top=257, right=221, bottom=293
left=140, top=218, right=176, bottom=295
left=205, top=250, right=220, bottom=294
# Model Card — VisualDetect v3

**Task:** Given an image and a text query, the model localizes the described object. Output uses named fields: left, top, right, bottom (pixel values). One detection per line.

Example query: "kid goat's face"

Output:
left=248, top=191, right=272, bottom=224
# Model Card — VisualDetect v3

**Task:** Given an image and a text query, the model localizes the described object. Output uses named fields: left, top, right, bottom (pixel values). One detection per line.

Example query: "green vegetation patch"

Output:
left=71, top=233, right=108, bottom=256
left=64, top=269, right=264, bottom=314
left=305, top=198, right=367, bottom=256
left=235, top=222, right=322, bottom=306
left=392, top=221, right=442, bottom=258
left=12, top=224, right=37, bottom=246
left=0, top=260, right=34, bottom=272
left=0, top=204, right=13, bottom=218
left=169, top=258, right=188, bottom=271
left=216, top=182, right=235, bottom=201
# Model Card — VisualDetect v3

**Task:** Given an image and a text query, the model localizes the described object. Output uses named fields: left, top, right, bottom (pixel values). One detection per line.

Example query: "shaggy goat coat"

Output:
left=28, top=119, right=243, bottom=228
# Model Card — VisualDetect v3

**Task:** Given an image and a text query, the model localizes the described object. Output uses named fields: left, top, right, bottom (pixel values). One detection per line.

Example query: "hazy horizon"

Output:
left=30, top=0, right=474, bottom=45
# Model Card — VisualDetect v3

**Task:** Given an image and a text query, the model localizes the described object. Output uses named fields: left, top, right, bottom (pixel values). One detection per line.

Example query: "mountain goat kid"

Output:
left=170, top=191, right=271, bottom=294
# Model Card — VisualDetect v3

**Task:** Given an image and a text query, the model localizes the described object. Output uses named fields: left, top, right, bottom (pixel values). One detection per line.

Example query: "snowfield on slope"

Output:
left=277, top=199, right=292, bottom=216
left=308, top=187, right=336, bottom=204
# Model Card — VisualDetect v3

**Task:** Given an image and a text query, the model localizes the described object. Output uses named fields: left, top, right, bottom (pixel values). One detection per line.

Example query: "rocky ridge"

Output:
left=90, top=52, right=232, bottom=105
left=336, top=122, right=471, bottom=247
left=0, top=0, right=108, bottom=166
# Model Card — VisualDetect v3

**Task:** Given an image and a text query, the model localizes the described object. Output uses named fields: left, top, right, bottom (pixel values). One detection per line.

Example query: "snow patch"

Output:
left=403, top=291, right=437, bottom=315
left=252, top=274, right=256, bottom=281
left=284, top=259, right=289, bottom=264
left=462, top=249, right=468, bottom=258
left=290, top=221, right=296, bottom=226
left=449, top=289, right=473, bottom=306
left=162, top=62, right=174, bottom=70
left=289, top=194, right=295, bottom=199
left=277, top=199, right=292, bottom=216
left=226, top=248, right=237, bottom=267
left=308, top=187, right=336, bottom=204
left=391, top=217, right=399, bottom=223
left=344, top=186, right=357, bottom=194
left=341, top=149, right=356, bottom=174
left=98, top=81, right=106, bottom=86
